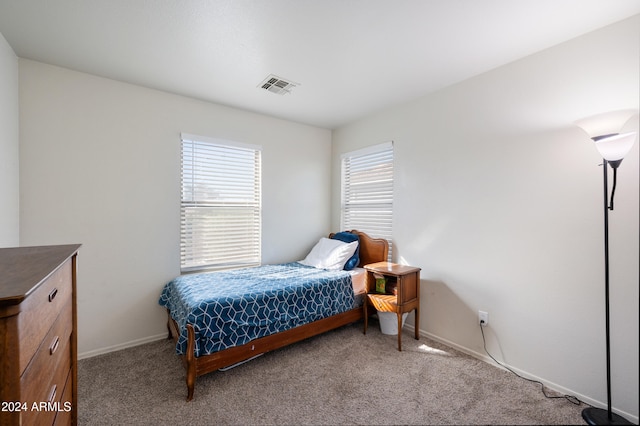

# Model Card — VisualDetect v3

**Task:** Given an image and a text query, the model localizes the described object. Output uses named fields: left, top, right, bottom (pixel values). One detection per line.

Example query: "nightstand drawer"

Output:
left=17, top=259, right=73, bottom=373
left=367, top=294, right=398, bottom=312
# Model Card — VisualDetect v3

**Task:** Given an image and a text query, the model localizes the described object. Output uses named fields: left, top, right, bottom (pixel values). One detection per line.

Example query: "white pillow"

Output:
left=299, top=237, right=359, bottom=270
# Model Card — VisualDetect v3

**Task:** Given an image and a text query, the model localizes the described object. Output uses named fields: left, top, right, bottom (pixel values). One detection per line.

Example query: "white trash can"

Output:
left=378, top=312, right=408, bottom=335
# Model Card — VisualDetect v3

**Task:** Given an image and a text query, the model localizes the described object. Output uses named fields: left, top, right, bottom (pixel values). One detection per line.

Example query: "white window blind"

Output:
left=180, top=133, right=262, bottom=272
left=341, top=142, right=394, bottom=260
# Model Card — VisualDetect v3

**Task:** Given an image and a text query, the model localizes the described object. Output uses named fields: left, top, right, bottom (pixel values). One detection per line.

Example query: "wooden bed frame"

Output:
left=166, top=230, right=389, bottom=401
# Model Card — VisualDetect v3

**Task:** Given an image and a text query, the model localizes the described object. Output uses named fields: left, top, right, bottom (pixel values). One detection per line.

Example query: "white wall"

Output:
left=0, top=32, right=19, bottom=247
left=18, top=59, right=332, bottom=357
left=331, top=16, right=639, bottom=420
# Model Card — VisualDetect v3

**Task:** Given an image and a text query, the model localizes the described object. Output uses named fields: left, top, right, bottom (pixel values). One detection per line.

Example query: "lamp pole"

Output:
left=602, top=158, right=612, bottom=421
left=581, top=160, right=632, bottom=426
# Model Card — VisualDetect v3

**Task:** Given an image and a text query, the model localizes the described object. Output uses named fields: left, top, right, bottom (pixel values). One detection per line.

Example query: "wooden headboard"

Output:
left=329, top=230, right=389, bottom=267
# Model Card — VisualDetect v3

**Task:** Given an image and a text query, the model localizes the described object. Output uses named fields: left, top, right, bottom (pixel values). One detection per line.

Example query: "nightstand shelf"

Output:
left=363, top=261, right=421, bottom=351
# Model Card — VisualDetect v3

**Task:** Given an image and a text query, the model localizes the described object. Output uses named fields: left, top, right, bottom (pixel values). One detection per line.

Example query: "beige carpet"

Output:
left=78, top=320, right=586, bottom=425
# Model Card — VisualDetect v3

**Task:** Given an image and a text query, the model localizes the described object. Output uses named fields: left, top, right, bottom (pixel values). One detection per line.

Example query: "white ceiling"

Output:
left=1, top=1, right=639, bottom=129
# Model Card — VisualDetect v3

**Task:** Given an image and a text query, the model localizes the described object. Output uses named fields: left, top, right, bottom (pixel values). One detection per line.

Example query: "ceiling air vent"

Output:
left=259, top=74, right=299, bottom=95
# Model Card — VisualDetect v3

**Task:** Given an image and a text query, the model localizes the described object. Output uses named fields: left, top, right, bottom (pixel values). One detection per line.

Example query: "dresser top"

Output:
left=0, top=244, right=81, bottom=306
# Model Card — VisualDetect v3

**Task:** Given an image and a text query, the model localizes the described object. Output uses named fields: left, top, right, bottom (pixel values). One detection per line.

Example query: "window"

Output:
left=341, top=142, right=394, bottom=260
left=180, top=133, right=262, bottom=272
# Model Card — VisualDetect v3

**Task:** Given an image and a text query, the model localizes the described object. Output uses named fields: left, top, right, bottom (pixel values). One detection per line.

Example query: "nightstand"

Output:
left=363, top=262, right=421, bottom=351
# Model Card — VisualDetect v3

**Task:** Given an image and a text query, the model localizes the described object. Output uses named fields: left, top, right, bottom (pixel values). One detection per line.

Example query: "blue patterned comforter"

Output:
left=158, top=262, right=356, bottom=357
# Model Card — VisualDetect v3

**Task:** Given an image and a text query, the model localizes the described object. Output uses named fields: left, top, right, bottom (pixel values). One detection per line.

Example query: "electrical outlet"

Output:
left=478, top=310, right=489, bottom=326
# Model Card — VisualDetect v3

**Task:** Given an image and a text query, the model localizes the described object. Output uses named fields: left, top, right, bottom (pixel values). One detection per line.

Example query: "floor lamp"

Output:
left=575, top=110, right=637, bottom=426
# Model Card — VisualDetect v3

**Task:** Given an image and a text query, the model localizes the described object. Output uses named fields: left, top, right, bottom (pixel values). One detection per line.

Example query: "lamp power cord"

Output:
left=479, top=323, right=584, bottom=406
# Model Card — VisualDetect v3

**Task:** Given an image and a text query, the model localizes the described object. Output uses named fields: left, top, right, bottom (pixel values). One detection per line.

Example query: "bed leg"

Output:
left=363, top=300, right=368, bottom=334
left=185, top=324, right=196, bottom=401
left=166, top=309, right=177, bottom=339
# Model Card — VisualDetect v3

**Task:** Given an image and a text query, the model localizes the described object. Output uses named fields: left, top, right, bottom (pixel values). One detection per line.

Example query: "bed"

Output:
left=159, top=230, right=389, bottom=401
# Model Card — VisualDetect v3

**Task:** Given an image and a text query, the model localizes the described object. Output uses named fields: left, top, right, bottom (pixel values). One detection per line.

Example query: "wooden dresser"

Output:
left=0, top=244, right=81, bottom=426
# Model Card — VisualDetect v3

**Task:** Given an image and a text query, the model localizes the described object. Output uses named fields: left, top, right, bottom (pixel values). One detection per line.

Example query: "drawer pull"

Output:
left=48, top=288, right=58, bottom=302
left=50, top=336, right=60, bottom=355
left=48, top=384, right=57, bottom=403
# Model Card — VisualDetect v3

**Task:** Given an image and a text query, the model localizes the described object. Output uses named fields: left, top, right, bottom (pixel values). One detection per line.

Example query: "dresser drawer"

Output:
left=20, top=363, right=71, bottom=426
left=20, top=329, right=71, bottom=425
left=53, top=371, right=73, bottom=426
left=17, top=258, right=73, bottom=373
left=20, top=298, right=72, bottom=405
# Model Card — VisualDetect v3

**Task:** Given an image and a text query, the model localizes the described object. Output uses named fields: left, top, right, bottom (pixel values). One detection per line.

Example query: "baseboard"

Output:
left=78, top=333, right=168, bottom=360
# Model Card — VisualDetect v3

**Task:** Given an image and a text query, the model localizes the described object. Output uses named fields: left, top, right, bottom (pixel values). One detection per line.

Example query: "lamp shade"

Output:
left=575, top=109, right=637, bottom=139
left=594, top=132, right=637, bottom=161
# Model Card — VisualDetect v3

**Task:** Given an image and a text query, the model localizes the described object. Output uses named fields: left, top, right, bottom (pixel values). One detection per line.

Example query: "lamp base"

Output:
left=582, top=407, right=633, bottom=425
